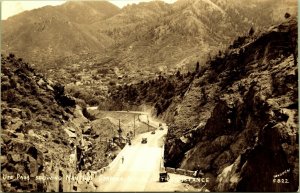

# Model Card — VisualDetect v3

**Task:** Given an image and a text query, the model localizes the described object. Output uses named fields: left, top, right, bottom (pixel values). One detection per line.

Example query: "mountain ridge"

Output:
left=2, top=0, right=297, bottom=77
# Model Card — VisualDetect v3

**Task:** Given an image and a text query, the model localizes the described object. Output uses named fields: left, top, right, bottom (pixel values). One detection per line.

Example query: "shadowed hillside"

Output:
left=1, top=54, right=77, bottom=191
left=1, top=54, right=116, bottom=191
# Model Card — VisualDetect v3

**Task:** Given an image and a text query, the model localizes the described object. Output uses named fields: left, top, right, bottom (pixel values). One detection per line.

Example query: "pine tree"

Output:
left=249, top=27, right=255, bottom=36
left=195, top=62, right=200, bottom=72
left=176, top=70, right=181, bottom=77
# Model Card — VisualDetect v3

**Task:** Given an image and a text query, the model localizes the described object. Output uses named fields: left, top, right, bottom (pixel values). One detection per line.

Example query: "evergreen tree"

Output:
left=195, top=62, right=200, bottom=72
left=249, top=27, right=255, bottom=36
left=176, top=70, right=181, bottom=77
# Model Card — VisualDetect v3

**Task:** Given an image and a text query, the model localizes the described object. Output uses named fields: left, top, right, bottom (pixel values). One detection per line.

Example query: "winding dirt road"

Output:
left=86, top=109, right=198, bottom=191
left=93, top=124, right=196, bottom=191
left=94, top=128, right=166, bottom=191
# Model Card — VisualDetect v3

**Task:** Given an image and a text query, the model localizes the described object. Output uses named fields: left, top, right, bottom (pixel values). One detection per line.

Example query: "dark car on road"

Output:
left=141, top=138, right=147, bottom=144
left=159, top=172, right=170, bottom=182
left=151, top=130, right=155, bottom=134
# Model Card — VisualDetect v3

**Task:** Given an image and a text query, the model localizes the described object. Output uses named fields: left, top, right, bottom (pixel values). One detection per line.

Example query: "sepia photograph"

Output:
left=1, top=0, right=298, bottom=192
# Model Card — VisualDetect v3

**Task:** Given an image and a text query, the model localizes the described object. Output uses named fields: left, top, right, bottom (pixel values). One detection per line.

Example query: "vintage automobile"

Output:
left=159, top=127, right=164, bottom=130
left=151, top=130, right=156, bottom=134
left=159, top=172, right=170, bottom=182
left=141, top=138, right=147, bottom=144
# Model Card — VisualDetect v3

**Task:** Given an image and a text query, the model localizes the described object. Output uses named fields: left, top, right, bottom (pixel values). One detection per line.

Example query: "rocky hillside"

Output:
left=1, top=53, right=75, bottom=191
left=0, top=54, right=114, bottom=192
left=163, top=17, right=298, bottom=191
left=109, top=17, right=298, bottom=191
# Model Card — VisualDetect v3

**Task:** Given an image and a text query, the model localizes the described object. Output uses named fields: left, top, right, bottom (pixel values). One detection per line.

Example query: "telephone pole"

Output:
left=133, top=114, right=136, bottom=137
left=118, top=119, right=122, bottom=143
left=147, top=115, right=149, bottom=132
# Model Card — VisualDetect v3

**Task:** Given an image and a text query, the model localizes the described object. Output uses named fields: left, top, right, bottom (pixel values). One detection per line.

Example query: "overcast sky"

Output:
left=1, top=0, right=177, bottom=20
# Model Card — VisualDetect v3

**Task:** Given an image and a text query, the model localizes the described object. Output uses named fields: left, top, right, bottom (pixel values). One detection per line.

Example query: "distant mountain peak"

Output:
left=58, top=0, right=121, bottom=23
left=175, top=0, right=225, bottom=13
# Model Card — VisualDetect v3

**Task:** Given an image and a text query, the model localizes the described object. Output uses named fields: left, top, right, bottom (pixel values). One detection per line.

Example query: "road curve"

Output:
left=89, top=110, right=197, bottom=191
left=94, top=128, right=167, bottom=191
